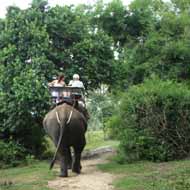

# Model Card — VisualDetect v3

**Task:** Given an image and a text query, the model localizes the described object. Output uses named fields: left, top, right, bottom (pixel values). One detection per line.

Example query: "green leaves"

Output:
left=0, top=1, right=118, bottom=161
left=111, top=79, right=190, bottom=162
left=0, top=0, right=189, bottom=163
left=0, top=5, right=53, bottom=158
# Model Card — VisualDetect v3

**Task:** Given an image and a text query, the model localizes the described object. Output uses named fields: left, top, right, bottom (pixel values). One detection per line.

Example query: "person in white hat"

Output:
left=69, top=74, right=89, bottom=118
left=68, top=74, right=85, bottom=89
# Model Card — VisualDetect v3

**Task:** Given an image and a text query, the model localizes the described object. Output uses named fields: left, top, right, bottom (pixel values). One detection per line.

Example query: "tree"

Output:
left=117, top=0, right=190, bottom=86
left=46, top=5, right=116, bottom=89
left=0, top=5, right=55, bottom=156
left=0, top=1, right=118, bottom=159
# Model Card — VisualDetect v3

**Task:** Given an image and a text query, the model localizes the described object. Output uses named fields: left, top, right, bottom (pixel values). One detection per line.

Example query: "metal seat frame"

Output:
left=49, top=86, right=85, bottom=104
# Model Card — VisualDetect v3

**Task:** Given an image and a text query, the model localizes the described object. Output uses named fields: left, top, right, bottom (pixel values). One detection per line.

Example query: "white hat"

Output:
left=73, top=74, right=80, bottom=79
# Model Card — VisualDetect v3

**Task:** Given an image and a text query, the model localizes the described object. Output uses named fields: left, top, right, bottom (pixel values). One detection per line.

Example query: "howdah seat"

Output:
left=49, top=86, right=85, bottom=106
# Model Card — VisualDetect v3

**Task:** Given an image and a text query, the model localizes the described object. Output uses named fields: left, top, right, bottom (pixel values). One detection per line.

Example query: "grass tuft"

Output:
left=0, top=161, right=57, bottom=190
left=98, top=159, right=190, bottom=190
left=85, top=130, right=119, bottom=150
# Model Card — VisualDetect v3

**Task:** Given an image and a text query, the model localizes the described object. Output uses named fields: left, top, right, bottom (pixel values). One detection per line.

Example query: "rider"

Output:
left=48, top=74, right=66, bottom=87
left=68, top=74, right=85, bottom=89
left=48, top=74, right=66, bottom=104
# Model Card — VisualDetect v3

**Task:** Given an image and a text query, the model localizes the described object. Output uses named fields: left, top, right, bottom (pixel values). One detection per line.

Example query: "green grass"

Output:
left=0, top=161, right=57, bottom=190
left=0, top=130, right=118, bottom=190
left=85, top=130, right=119, bottom=150
left=45, top=130, right=118, bottom=154
left=45, top=130, right=119, bottom=158
left=45, top=130, right=119, bottom=153
left=98, top=158, right=190, bottom=190
left=2, top=130, right=190, bottom=190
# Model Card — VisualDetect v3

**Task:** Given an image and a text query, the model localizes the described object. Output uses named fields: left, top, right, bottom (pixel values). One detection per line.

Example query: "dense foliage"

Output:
left=107, top=79, right=190, bottom=162
left=87, top=89, right=115, bottom=136
left=100, top=0, right=190, bottom=162
left=0, top=0, right=190, bottom=165
left=0, top=3, right=53, bottom=162
left=0, top=140, right=26, bottom=167
left=0, top=0, right=117, bottom=163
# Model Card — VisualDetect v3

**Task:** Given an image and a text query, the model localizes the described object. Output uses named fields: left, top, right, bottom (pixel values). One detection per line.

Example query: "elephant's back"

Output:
left=43, top=103, right=86, bottom=129
left=43, top=108, right=55, bottom=125
left=44, top=104, right=69, bottom=120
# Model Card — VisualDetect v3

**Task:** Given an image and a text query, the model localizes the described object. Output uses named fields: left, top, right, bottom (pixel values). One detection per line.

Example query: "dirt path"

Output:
left=48, top=153, right=115, bottom=190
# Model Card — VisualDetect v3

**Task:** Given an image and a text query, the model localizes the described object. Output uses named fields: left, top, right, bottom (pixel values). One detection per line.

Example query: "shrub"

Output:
left=112, top=79, right=190, bottom=162
left=105, top=115, right=122, bottom=139
left=0, top=140, right=26, bottom=168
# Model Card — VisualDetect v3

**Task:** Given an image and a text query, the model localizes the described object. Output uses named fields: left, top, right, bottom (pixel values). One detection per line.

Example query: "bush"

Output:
left=111, top=79, right=190, bottom=162
left=0, top=140, right=26, bottom=168
left=105, top=115, right=121, bottom=139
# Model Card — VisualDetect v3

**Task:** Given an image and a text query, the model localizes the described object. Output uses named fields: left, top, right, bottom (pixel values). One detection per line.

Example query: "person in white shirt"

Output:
left=69, top=74, right=89, bottom=118
left=68, top=74, right=85, bottom=89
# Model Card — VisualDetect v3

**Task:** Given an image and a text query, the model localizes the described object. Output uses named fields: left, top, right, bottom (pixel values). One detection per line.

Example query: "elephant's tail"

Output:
left=49, top=110, right=65, bottom=170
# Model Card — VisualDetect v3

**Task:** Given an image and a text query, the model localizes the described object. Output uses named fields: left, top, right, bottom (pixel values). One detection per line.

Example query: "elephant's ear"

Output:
left=84, top=109, right=90, bottom=120
left=77, top=104, right=89, bottom=121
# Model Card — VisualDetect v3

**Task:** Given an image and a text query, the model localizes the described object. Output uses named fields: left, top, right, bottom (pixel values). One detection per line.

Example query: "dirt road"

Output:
left=48, top=153, right=115, bottom=190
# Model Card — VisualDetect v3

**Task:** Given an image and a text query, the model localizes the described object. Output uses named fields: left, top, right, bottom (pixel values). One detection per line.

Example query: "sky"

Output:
left=0, top=0, right=133, bottom=18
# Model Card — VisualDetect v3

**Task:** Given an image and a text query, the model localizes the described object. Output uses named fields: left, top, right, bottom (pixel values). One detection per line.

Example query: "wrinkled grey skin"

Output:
left=43, top=103, right=87, bottom=177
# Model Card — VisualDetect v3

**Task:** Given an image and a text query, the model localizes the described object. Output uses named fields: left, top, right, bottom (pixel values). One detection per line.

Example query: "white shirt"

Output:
left=69, top=80, right=85, bottom=89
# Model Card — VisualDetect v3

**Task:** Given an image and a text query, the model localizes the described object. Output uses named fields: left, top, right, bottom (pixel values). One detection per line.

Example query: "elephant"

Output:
left=43, top=102, right=88, bottom=177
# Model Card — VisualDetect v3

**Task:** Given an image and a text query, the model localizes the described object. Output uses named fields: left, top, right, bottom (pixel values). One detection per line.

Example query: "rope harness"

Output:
left=49, top=101, right=76, bottom=170
left=55, top=111, right=61, bottom=124
left=55, top=101, right=76, bottom=126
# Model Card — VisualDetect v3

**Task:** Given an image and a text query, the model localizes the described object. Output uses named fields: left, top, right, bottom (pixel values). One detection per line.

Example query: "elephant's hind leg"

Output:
left=59, top=148, right=70, bottom=177
left=72, top=146, right=83, bottom=174
left=59, top=155, right=68, bottom=177
left=67, top=147, right=72, bottom=169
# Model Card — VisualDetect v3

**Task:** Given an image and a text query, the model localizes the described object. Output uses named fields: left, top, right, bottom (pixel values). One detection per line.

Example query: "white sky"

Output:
left=0, top=0, right=133, bottom=18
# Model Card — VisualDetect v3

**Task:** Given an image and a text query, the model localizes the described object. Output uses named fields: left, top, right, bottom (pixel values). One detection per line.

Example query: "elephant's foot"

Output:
left=72, top=166, right=81, bottom=174
left=68, top=162, right=72, bottom=170
left=59, top=172, right=68, bottom=177
left=72, top=169, right=80, bottom=174
left=60, top=168, right=68, bottom=177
